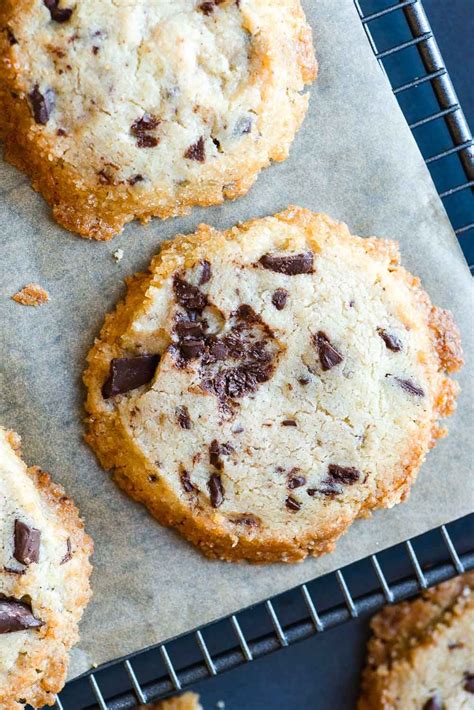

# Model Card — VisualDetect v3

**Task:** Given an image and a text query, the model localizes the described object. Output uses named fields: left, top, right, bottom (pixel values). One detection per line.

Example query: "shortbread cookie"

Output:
left=142, top=692, right=203, bottom=710
left=0, top=427, right=93, bottom=709
left=0, top=1, right=316, bottom=240
left=359, top=572, right=474, bottom=709
left=83, top=207, right=463, bottom=562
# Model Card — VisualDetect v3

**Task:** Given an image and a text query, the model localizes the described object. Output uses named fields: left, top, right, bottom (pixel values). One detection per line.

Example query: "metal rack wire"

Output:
left=56, top=2, right=474, bottom=707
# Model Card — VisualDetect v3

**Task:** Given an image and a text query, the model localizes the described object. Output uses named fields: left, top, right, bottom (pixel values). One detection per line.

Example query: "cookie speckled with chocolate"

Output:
left=0, top=0, right=316, bottom=240
left=0, top=427, right=92, bottom=709
left=83, top=207, right=462, bottom=563
left=359, top=572, right=474, bottom=710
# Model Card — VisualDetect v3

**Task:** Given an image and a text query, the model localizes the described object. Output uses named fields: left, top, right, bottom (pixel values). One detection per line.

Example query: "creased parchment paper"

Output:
left=0, top=0, right=472, bottom=679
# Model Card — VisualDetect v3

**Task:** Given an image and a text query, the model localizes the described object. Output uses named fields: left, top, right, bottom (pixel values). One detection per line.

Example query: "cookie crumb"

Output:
left=113, top=248, right=124, bottom=262
left=12, top=283, right=49, bottom=307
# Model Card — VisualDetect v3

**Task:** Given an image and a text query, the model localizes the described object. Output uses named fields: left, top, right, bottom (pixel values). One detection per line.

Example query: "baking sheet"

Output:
left=0, top=0, right=473, bottom=679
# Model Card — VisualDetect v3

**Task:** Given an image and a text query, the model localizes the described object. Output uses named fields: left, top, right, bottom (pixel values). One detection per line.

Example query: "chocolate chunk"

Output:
left=29, top=85, right=55, bottom=125
left=422, top=697, right=442, bottom=710
left=173, top=275, right=208, bottom=312
left=0, top=599, right=43, bottom=634
left=393, top=377, right=425, bottom=397
left=148, top=474, right=158, bottom=483
left=199, top=1, right=215, bottom=14
left=180, top=338, right=205, bottom=360
left=285, top=496, right=301, bottom=511
left=327, top=464, right=361, bottom=485
left=208, top=473, right=224, bottom=507
left=6, top=27, right=18, bottom=45
left=44, top=0, right=73, bottom=23
left=448, top=642, right=464, bottom=650
left=229, top=514, right=259, bottom=527
left=60, top=538, right=72, bottom=565
left=209, top=440, right=228, bottom=469
left=378, top=328, right=403, bottom=352
left=176, top=406, right=191, bottom=429
left=102, top=354, right=159, bottom=398
left=129, top=174, right=145, bottom=185
left=272, top=288, right=288, bottom=310
left=298, top=375, right=310, bottom=385
left=259, top=252, right=313, bottom=275
left=131, top=114, right=160, bottom=148
left=175, top=321, right=204, bottom=339
left=288, top=475, right=306, bottom=489
left=184, top=136, right=205, bottom=162
left=315, top=332, right=343, bottom=371
left=464, top=672, right=474, bottom=694
left=181, top=469, right=198, bottom=494
left=207, top=340, right=229, bottom=361
left=282, top=419, right=297, bottom=427
left=199, top=260, right=212, bottom=285
left=14, top=520, right=40, bottom=566
left=206, top=362, right=272, bottom=399
left=234, top=115, right=252, bottom=135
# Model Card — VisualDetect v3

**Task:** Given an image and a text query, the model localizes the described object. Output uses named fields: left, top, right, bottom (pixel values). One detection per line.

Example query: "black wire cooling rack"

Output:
left=55, top=2, right=474, bottom=708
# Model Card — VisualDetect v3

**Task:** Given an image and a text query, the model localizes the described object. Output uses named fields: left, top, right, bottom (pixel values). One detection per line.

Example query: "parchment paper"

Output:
left=0, top=0, right=472, bottom=679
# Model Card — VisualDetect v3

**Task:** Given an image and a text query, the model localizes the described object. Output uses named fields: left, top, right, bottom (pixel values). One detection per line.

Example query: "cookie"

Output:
left=359, top=572, right=474, bottom=709
left=0, top=427, right=93, bottom=709
left=0, top=0, right=316, bottom=240
left=83, top=207, right=463, bottom=563
left=142, top=692, right=203, bottom=710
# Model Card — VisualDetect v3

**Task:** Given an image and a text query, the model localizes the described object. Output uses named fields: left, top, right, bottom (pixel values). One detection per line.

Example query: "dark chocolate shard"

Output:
left=199, top=260, right=212, bottom=285
left=14, top=520, right=41, bottom=566
left=393, top=376, right=425, bottom=397
left=422, top=697, right=442, bottom=710
left=315, top=331, right=343, bottom=371
left=297, top=375, right=310, bottom=385
left=173, top=275, right=208, bottom=312
left=184, top=136, right=205, bottom=162
left=288, top=475, right=306, bottom=490
left=208, top=473, right=224, bottom=507
left=378, top=328, right=403, bottom=352
left=128, top=174, right=145, bottom=185
left=29, top=85, right=55, bottom=125
left=102, top=354, right=159, bottom=398
left=6, top=27, right=18, bottom=45
left=285, top=496, right=301, bottom=511
left=464, top=672, right=474, bottom=694
left=271, top=288, right=288, bottom=310
left=179, top=338, right=205, bottom=360
left=60, top=538, right=72, bottom=565
left=131, top=114, right=160, bottom=149
left=327, top=464, right=361, bottom=485
left=259, top=252, right=313, bottom=275
left=181, top=469, right=198, bottom=494
left=176, top=406, right=191, bottom=429
left=199, top=1, right=215, bottom=14
left=229, top=514, right=260, bottom=527
left=0, top=599, right=43, bottom=634
left=44, top=0, right=73, bottom=23
left=282, top=419, right=297, bottom=427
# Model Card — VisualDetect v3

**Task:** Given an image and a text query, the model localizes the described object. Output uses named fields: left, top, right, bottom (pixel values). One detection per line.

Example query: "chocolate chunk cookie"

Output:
left=0, top=1, right=316, bottom=239
left=0, top=427, right=93, bottom=709
left=83, top=207, right=463, bottom=562
left=359, top=572, right=474, bottom=709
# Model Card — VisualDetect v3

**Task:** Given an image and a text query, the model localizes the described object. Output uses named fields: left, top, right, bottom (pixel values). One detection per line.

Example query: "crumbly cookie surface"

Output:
left=359, top=572, right=474, bottom=709
left=0, top=427, right=93, bottom=709
left=83, top=207, right=462, bottom=563
left=0, top=0, right=316, bottom=240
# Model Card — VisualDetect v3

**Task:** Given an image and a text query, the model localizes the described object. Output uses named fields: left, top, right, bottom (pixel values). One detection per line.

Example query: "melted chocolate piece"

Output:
left=288, top=475, right=306, bottom=489
left=181, top=469, right=198, bottom=494
left=271, top=288, right=288, bottom=310
left=205, top=362, right=272, bottom=399
left=259, top=252, right=313, bottom=275
left=422, top=697, right=442, bottom=710
left=327, top=464, right=361, bottom=485
left=173, top=275, right=208, bottom=312
left=282, top=419, right=297, bottom=427
left=208, top=473, right=224, bottom=507
left=131, top=114, right=160, bottom=148
left=44, top=0, right=73, bottom=23
left=394, top=377, right=425, bottom=397
left=29, top=85, right=55, bottom=125
left=285, top=496, right=301, bottom=511
left=129, top=174, right=145, bottom=185
left=464, top=672, right=474, bottom=694
left=378, top=328, right=403, bottom=352
left=60, top=538, right=72, bottom=565
left=315, top=332, right=343, bottom=371
left=176, top=406, right=191, bottom=429
left=180, top=338, right=205, bottom=360
left=102, top=354, right=159, bottom=398
left=14, top=520, right=40, bottom=565
left=297, top=375, right=310, bottom=385
left=184, top=136, right=205, bottom=162
left=209, top=439, right=223, bottom=469
left=199, top=260, right=212, bottom=285
left=0, top=599, right=43, bottom=634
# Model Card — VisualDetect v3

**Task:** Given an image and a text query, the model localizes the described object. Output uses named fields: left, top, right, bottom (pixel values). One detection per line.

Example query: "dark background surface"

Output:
left=60, top=2, right=473, bottom=708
